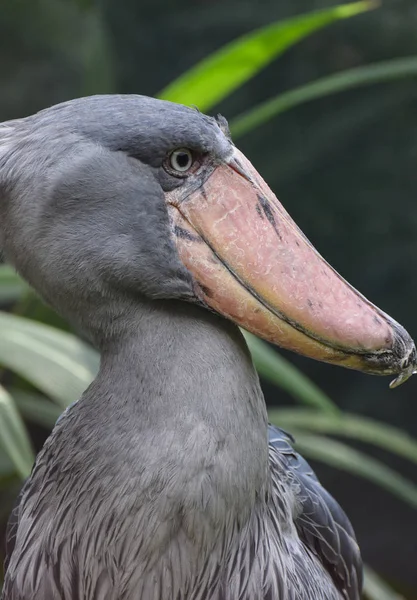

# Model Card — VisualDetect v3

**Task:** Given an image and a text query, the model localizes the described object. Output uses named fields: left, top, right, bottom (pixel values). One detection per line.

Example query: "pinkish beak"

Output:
left=167, top=148, right=416, bottom=387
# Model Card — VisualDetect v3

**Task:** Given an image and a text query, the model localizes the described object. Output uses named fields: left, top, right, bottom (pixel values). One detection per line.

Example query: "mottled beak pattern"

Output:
left=167, top=148, right=416, bottom=386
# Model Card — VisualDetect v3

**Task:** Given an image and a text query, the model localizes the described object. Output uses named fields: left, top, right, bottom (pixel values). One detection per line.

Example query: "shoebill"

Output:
left=0, top=95, right=415, bottom=600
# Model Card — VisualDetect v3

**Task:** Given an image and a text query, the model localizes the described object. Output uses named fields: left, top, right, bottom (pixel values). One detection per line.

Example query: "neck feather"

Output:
left=57, top=300, right=269, bottom=542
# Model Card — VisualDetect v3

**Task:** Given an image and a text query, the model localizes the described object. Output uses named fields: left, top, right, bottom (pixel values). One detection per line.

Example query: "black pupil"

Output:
left=176, top=152, right=190, bottom=169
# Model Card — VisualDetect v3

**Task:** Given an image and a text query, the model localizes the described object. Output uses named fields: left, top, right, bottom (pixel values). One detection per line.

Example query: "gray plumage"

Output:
left=0, top=96, right=361, bottom=600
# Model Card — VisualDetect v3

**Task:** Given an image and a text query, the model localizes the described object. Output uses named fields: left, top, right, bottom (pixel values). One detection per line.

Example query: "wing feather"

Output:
left=268, top=424, right=362, bottom=600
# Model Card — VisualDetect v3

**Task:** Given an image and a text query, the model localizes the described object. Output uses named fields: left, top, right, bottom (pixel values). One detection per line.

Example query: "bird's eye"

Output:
left=169, top=148, right=194, bottom=173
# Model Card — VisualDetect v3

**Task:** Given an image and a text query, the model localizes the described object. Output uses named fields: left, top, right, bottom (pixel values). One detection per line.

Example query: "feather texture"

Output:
left=2, top=424, right=361, bottom=600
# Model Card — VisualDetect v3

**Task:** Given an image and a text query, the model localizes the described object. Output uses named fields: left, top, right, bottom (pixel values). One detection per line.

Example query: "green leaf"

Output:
left=269, top=408, right=417, bottom=465
left=363, top=565, right=405, bottom=600
left=159, top=1, right=376, bottom=111
left=292, top=433, right=417, bottom=509
left=0, top=265, right=29, bottom=304
left=243, top=332, right=338, bottom=414
left=0, top=385, right=34, bottom=479
left=0, top=312, right=98, bottom=407
left=11, top=389, right=62, bottom=429
left=231, top=55, right=417, bottom=138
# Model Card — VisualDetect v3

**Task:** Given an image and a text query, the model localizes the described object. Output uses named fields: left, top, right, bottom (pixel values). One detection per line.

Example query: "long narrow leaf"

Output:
left=231, top=55, right=417, bottom=138
left=159, top=1, right=376, bottom=111
left=269, top=408, right=417, bottom=465
left=292, top=433, right=417, bottom=508
left=0, top=312, right=97, bottom=407
left=0, top=265, right=29, bottom=304
left=0, top=385, right=34, bottom=479
left=0, top=312, right=99, bottom=374
left=363, top=565, right=405, bottom=600
left=11, top=389, right=62, bottom=429
left=243, top=332, right=338, bottom=414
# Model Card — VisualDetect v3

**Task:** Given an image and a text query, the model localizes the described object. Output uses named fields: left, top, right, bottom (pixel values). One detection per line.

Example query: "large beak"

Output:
left=166, top=148, right=416, bottom=387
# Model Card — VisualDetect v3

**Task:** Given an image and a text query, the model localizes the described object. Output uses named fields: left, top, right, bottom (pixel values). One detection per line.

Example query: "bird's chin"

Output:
left=166, top=148, right=416, bottom=386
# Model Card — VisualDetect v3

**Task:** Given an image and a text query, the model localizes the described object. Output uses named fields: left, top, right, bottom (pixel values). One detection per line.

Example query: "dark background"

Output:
left=1, top=0, right=416, bottom=596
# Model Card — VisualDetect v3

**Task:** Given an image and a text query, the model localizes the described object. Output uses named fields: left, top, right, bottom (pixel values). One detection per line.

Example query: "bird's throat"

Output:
left=81, top=300, right=269, bottom=532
